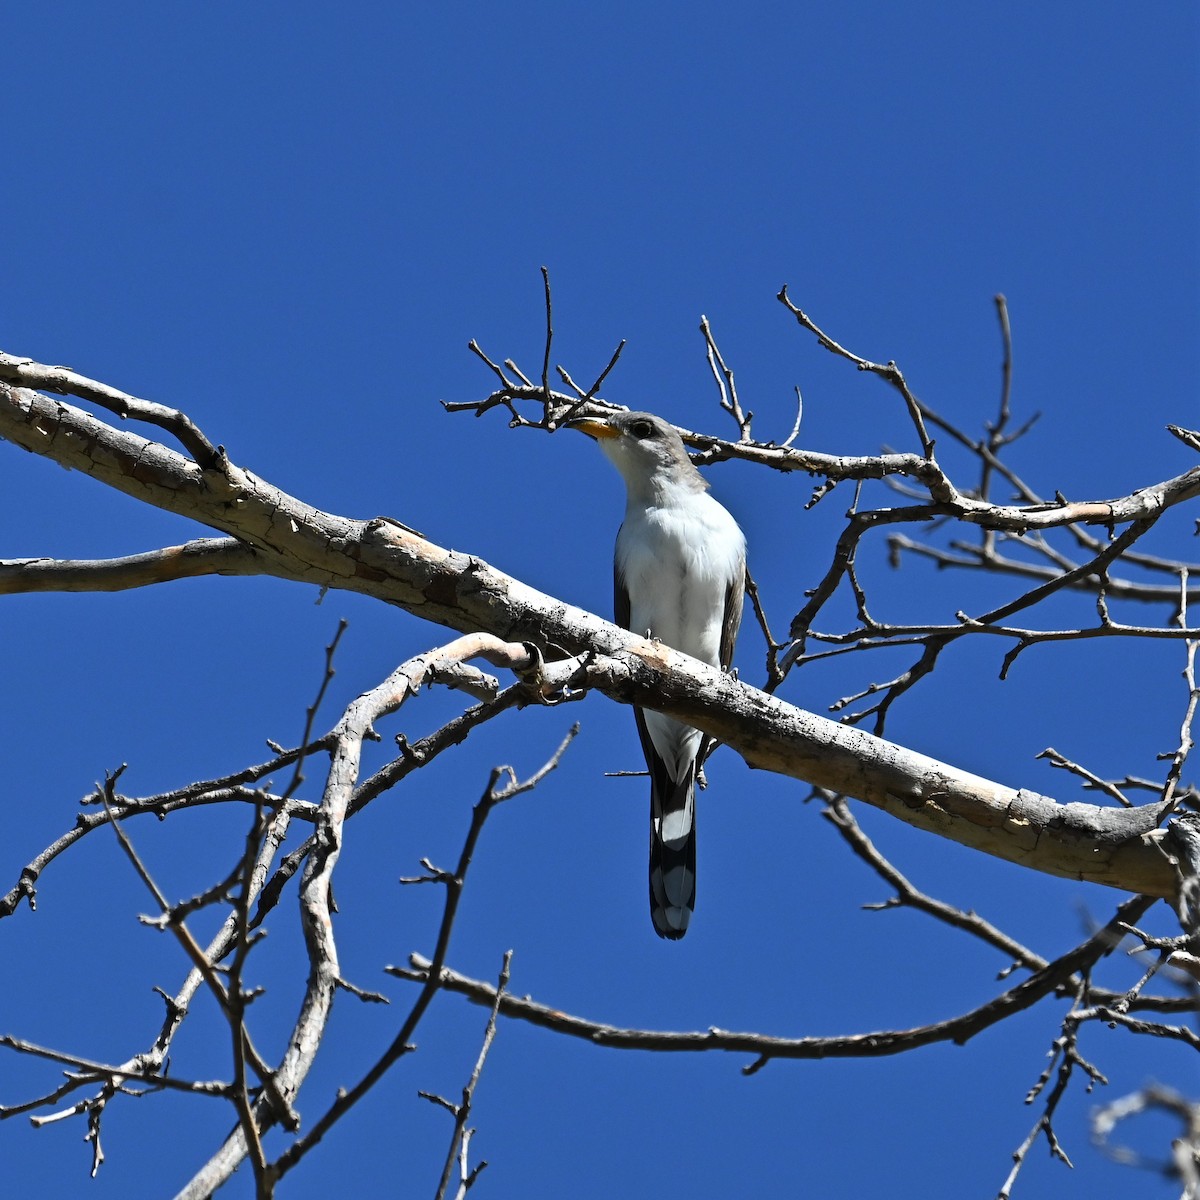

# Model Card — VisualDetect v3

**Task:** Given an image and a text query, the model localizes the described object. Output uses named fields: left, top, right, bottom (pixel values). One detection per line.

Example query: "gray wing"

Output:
left=613, top=540, right=631, bottom=632
left=719, top=562, right=746, bottom=673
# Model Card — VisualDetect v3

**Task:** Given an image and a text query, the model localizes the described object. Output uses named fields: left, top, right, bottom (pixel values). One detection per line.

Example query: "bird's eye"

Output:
left=630, top=419, right=653, bottom=439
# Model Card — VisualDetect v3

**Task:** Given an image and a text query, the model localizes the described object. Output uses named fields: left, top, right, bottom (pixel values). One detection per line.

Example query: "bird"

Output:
left=568, top=411, right=746, bottom=938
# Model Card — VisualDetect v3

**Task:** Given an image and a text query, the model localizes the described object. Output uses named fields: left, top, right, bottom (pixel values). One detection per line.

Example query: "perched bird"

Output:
left=568, top=411, right=746, bottom=938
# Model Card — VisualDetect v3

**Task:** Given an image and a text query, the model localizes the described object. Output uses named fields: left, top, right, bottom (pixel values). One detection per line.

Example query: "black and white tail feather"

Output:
left=637, top=709, right=699, bottom=938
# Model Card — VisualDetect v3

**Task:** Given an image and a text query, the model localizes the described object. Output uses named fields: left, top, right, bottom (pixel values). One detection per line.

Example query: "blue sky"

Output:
left=2, top=5, right=1198, bottom=1198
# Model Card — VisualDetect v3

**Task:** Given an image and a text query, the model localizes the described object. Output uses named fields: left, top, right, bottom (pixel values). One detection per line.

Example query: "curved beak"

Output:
left=566, top=417, right=620, bottom=440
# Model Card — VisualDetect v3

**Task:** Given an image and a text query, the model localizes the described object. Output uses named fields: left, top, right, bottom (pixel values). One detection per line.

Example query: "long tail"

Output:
left=649, top=766, right=696, bottom=940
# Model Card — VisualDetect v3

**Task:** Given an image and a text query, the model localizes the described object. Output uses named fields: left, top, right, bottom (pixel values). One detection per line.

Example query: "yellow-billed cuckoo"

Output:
left=569, top=412, right=746, bottom=938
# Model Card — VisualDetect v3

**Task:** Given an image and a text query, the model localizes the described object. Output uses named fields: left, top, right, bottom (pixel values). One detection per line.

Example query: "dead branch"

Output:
left=259, top=732, right=575, bottom=1195
left=170, top=641, right=563, bottom=1199
left=0, top=375, right=1180, bottom=898
left=391, top=893, right=1153, bottom=1072
left=0, top=538, right=263, bottom=592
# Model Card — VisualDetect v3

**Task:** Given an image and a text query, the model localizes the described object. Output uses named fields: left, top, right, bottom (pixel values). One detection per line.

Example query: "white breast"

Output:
left=616, top=491, right=742, bottom=780
left=615, top=491, right=744, bottom=666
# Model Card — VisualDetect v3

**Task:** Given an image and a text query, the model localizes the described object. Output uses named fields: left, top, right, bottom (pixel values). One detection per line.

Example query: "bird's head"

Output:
left=566, top=411, right=707, bottom=500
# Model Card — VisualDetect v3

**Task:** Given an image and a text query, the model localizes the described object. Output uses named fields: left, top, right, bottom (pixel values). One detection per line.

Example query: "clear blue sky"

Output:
left=3, top=5, right=1197, bottom=1198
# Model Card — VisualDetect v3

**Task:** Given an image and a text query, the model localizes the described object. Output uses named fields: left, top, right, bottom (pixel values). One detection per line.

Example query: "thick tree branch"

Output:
left=0, top=378, right=1180, bottom=899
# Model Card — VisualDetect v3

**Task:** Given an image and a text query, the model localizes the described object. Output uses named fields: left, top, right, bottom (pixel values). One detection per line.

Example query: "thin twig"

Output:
left=425, top=950, right=512, bottom=1200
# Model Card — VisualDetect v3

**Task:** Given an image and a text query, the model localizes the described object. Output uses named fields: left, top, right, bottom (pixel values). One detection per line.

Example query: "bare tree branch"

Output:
left=263, top=730, right=576, bottom=1192
left=171, top=642, right=570, bottom=1199
left=0, top=351, right=219, bottom=465
left=0, top=376, right=1180, bottom=897
left=392, top=893, right=1154, bottom=1072
left=421, top=950, right=511, bottom=1200
left=4, top=279, right=1199, bottom=1199
left=0, top=538, right=263, bottom=593
left=1091, top=1083, right=1200, bottom=1196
